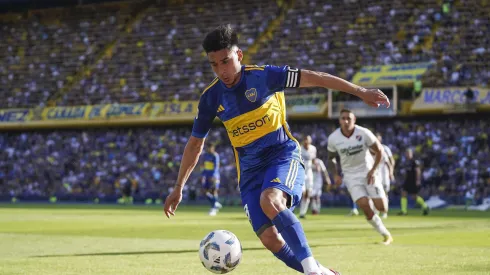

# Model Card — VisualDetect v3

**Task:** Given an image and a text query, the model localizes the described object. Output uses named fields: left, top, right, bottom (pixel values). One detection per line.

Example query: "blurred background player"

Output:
left=375, top=132, right=395, bottom=219
left=328, top=109, right=393, bottom=245
left=311, top=158, right=330, bottom=215
left=201, top=144, right=222, bottom=216
left=299, top=135, right=317, bottom=219
left=399, top=148, right=429, bottom=216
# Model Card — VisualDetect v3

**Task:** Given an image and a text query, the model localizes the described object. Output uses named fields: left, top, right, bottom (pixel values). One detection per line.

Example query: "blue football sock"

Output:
left=352, top=200, right=358, bottom=210
left=272, top=209, right=312, bottom=262
left=273, top=244, right=304, bottom=272
left=213, top=194, right=219, bottom=207
left=205, top=192, right=215, bottom=208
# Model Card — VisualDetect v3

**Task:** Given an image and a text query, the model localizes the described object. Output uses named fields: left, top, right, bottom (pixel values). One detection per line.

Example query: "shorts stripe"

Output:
left=284, top=160, right=295, bottom=189
left=287, top=160, right=299, bottom=189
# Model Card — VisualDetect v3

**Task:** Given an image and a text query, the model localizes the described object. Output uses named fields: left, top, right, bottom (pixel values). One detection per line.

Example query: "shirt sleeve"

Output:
left=384, top=145, right=393, bottom=158
left=191, top=92, right=218, bottom=138
left=264, top=65, right=301, bottom=93
left=363, top=128, right=377, bottom=147
left=327, top=135, right=336, bottom=153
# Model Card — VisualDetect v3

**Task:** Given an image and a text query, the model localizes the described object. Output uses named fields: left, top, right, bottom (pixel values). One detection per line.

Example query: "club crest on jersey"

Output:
left=245, top=88, right=257, bottom=102
left=356, top=135, right=362, bottom=141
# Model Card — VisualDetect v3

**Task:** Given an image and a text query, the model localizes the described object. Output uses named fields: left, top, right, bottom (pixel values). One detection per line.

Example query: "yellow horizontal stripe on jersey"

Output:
left=202, top=77, right=219, bottom=95
left=275, top=92, right=302, bottom=160
left=223, top=95, right=284, bottom=148
left=204, top=161, right=215, bottom=170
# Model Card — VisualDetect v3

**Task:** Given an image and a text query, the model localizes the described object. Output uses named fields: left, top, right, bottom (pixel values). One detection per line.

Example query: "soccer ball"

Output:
left=199, top=230, right=242, bottom=273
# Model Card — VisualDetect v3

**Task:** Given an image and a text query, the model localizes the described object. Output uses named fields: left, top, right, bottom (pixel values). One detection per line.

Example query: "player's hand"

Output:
left=358, top=88, right=390, bottom=108
left=367, top=170, right=376, bottom=185
left=163, top=187, right=183, bottom=218
left=334, top=174, right=342, bottom=186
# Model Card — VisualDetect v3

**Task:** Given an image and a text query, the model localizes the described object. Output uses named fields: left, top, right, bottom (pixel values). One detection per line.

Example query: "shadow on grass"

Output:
left=31, top=243, right=360, bottom=258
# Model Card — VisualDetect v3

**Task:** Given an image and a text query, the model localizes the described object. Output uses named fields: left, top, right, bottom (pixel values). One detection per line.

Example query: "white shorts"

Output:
left=344, top=173, right=386, bottom=202
left=380, top=170, right=390, bottom=193
left=311, top=180, right=323, bottom=197
left=302, top=169, right=313, bottom=193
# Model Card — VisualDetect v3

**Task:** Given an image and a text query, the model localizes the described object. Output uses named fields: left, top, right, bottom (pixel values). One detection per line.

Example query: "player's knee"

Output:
left=356, top=197, right=374, bottom=219
left=260, top=188, right=288, bottom=220
left=258, top=226, right=285, bottom=253
left=372, top=198, right=386, bottom=212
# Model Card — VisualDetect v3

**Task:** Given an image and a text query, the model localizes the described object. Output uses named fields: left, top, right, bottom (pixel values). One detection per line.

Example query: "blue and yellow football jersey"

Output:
left=192, top=65, right=303, bottom=192
left=202, top=151, right=220, bottom=178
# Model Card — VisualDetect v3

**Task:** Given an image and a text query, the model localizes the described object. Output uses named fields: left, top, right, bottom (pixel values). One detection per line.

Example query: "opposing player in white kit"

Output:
left=327, top=109, right=393, bottom=245
left=311, top=158, right=331, bottom=215
left=375, top=132, right=395, bottom=219
left=299, top=135, right=317, bottom=219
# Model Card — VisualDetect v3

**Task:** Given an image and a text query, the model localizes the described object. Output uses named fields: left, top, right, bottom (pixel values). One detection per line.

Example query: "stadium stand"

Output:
left=0, top=2, right=135, bottom=108
left=0, top=0, right=489, bottom=207
left=1, top=118, right=488, bottom=206
left=1, top=0, right=487, bottom=107
left=59, top=0, right=281, bottom=105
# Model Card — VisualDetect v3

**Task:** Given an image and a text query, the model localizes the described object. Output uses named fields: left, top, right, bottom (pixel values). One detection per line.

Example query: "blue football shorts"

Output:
left=202, top=176, right=220, bottom=190
left=240, top=158, right=305, bottom=236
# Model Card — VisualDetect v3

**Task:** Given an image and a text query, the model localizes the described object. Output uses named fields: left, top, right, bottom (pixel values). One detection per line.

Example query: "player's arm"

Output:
left=164, top=92, right=217, bottom=218
left=385, top=146, right=395, bottom=179
left=415, top=160, right=422, bottom=186
left=365, top=129, right=384, bottom=184
left=327, top=151, right=342, bottom=185
left=299, top=69, right=389, bottom=108
left=369, top=141, right=384, bottom=174
left=265, top=65, right=389, bottom=107
left=322, top=162, right=332, bottom=187
left=215, top=153, right=220, bottom=170
left=176, top=136, right=206, bottom=190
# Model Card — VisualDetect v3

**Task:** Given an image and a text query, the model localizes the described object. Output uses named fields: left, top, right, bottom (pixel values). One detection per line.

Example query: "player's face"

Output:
left=208, top=47, right=243, bottom=87
left=303, top=136, right=312, bottom=147
left=405, top=150, right=413, bottom=159
left=339, top=112, right=355, bottom=132
left=376, top=134, right=383, bottom=142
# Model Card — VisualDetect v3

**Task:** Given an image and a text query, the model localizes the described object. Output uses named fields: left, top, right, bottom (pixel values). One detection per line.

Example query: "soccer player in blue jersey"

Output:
left=164, top=24, right=390, bottom=275
left=201, top=144, right=222, bottom=216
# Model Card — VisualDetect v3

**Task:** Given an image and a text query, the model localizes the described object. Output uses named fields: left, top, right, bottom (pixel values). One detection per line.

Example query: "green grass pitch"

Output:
left=0, top=204, right=489, bottom=275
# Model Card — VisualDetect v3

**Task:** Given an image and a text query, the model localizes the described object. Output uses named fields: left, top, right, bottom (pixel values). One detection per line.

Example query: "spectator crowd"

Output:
left=0, top=0, right=488, bottom=108
left=1, top=118, right=489, bottom=206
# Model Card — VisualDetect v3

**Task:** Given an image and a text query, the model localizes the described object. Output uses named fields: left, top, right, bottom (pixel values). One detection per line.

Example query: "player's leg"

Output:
left=299, top=174, right=312, bottom=218
left=260, top=159, right=339, bottom=274
left=311, top=183, right=322, bottom=215
left=202, top=177, right=215, bottom=208
left=348, top=197, right=359, bottom=216
left=411, top=192, right=429, bottom=215
left=311, top=194, right=320, bottom=215
left=241, top=185, right=303, bottom=272
left=380, top=173, right=390, bottom=218
left=349, top=181, right=392, bottom=245
left=213, top=179, right=222, bottom=209
left=398, top=188, right=409, bottom=215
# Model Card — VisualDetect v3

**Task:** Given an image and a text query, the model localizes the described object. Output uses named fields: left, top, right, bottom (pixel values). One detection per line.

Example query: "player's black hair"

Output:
left=339, top=109, right=353, bottom=115
left=202, top=24, right=239, bottom=53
